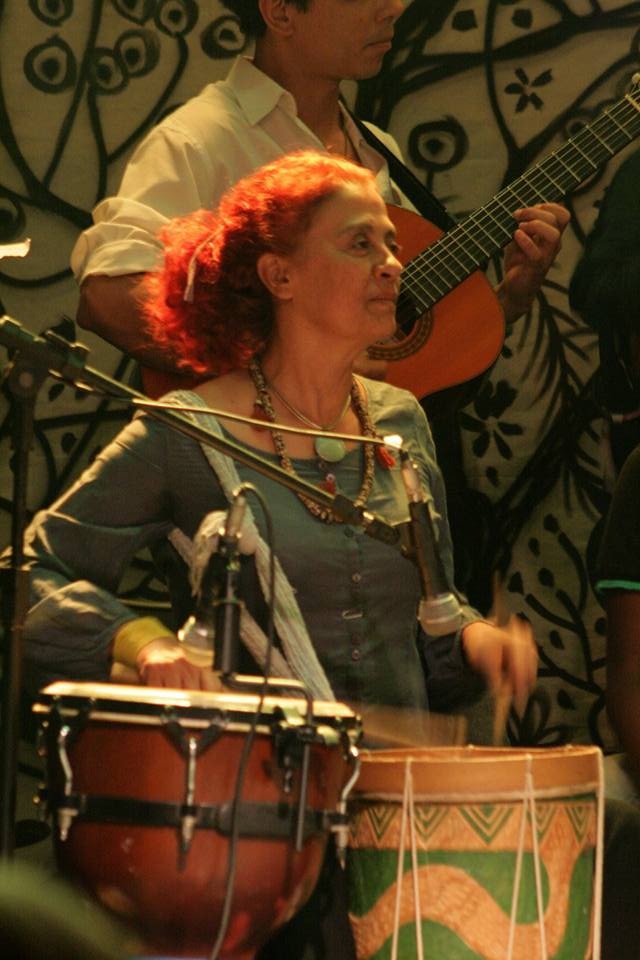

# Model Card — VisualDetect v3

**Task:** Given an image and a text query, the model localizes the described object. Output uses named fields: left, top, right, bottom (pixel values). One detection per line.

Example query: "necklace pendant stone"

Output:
left=314, top=436, right=346, bottom=463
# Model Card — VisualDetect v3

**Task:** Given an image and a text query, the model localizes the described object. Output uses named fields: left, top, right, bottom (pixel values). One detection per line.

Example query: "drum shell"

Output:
left=36, top=682, right=358, bottom=959
left=348, top=745, right=602, bottom=960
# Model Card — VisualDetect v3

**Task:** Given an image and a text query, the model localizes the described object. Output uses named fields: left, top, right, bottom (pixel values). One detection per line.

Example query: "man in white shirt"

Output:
left=72, top=0, right=568, bottom=380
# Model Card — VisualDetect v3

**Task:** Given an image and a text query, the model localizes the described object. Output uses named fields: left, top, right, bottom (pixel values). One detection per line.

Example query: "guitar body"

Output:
left=378, top=205, right=505, bottom=398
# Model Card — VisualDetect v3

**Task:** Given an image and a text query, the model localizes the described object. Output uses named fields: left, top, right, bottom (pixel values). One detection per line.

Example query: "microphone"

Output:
left=178, top=489, right=249, bottom=670
left=399, top=451, right=462, bottom=636
left=212, top=490, right=247, bottom=675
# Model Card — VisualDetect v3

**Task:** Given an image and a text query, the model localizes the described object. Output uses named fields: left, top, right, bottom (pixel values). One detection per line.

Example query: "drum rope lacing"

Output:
left=389, top=751, right=605, bottom=960
left=392, top=758, right=424, bottom=960
left=507, top=754, right=547, bottom=960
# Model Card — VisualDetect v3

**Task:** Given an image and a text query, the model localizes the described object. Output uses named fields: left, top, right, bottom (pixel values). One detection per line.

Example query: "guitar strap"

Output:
left=346, top=109, right=455, bottom=232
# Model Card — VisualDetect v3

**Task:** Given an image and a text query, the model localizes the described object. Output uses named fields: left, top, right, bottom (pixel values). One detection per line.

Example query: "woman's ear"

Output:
left=258, top=0, right=296, bottom=38
left=257, top=252, right=292, bottom=301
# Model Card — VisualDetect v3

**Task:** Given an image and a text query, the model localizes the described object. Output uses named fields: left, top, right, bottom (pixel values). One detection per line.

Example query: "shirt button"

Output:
left=351, top=649, right=361, bottom=662
left=341, top=608, right=363, bottom=621
left=351, top=572, right=362, bottom=584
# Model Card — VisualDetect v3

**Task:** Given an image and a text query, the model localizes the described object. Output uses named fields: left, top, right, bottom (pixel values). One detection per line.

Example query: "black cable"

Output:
left=208, top=482, right=276, bottom=960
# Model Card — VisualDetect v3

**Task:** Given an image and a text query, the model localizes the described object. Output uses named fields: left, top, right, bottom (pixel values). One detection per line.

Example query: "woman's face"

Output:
left=276, top=181, right=402, bottom=352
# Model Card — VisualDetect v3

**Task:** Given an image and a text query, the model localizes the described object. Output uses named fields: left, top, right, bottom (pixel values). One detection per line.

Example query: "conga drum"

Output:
left=34, top=681, right=361, bottom=959
left=348, top=745, right=603, bottom=960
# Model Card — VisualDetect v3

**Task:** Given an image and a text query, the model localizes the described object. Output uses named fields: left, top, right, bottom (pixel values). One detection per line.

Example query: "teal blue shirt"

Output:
left=21, top=379, right=481, bottom=709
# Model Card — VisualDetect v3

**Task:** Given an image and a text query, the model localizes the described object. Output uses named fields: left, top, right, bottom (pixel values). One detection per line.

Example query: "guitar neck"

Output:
left=404, top=84, right=640, bottom=309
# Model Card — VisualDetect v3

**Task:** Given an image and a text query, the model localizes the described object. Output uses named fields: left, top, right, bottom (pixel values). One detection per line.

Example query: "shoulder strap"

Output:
left=348, top=110, right=454, bottom=232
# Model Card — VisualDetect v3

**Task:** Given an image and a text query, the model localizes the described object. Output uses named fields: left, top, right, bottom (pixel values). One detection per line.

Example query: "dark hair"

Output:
left=143, top=151, right=377, bottom=375
left=220, top=0, right=311, bottom=39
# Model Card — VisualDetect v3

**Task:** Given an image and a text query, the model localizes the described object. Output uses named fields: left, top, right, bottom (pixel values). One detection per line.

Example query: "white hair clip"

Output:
left=183, top=236, right=212, bottom=303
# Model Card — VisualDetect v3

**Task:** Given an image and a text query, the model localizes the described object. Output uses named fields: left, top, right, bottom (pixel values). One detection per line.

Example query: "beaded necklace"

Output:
left=248, top=356, right=377, bottom=523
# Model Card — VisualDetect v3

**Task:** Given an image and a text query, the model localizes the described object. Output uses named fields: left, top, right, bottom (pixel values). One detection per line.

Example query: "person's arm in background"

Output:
left=76, top=273, right=165, bottom=364
left=604, top=590, right=640, bottom=788
left=597, top=445, right=640, bottom=788
left=73, top=122, right=230, bottom=372
left=569, top=150, right=640, bottom=341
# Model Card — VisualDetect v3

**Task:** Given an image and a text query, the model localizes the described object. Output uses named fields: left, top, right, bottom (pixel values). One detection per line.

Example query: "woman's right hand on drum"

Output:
left=136, top=637, right=224, bottom=691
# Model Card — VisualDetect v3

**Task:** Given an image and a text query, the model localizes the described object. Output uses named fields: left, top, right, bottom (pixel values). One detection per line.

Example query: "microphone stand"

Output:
left=0, top=339, right=55, bottom=856
left=0, top=315, right=402, bottom=857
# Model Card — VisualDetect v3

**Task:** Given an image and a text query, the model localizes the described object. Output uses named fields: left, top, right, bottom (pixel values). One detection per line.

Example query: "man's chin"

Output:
left=345, top=58, right=388, bottom=82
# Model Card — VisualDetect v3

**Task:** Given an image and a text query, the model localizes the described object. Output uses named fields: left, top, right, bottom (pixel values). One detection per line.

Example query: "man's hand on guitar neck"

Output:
left=496, top=202, right=570, bottom=324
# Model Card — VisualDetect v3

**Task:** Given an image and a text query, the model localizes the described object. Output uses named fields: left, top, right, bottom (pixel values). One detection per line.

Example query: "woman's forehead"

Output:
left=310, top=181, right=393, bottom=232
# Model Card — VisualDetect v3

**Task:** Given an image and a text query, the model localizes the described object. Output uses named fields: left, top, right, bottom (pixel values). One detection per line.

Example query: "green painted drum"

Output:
left=347, top=745, right=603, bottom=960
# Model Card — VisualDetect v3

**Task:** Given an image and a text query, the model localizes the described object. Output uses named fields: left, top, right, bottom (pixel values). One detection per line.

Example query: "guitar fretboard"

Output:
left=402, top=81, right=640, bottom=310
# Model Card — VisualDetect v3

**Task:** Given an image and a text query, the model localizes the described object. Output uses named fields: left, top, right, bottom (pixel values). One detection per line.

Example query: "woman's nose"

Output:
left=376, top=251, right=403, bottom=279
left=377, top=0, right=404, bottom=24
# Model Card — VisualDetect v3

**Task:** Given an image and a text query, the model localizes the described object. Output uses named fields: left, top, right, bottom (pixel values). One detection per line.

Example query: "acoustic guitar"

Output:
left=142, top=75, right=640, bottom=401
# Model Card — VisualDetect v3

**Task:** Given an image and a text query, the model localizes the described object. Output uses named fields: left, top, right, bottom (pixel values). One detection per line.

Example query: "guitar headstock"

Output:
left=627, top=72, right=640, bottom=101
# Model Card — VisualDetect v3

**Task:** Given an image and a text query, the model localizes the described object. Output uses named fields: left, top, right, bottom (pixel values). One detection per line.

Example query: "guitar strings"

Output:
left=397, top=89, right=640, bottom=316
left=403, top=94, right=640, bottom=299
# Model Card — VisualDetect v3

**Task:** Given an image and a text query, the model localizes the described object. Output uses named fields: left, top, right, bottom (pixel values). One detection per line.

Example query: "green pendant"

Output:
left=314, top=436, right=346, bottom=463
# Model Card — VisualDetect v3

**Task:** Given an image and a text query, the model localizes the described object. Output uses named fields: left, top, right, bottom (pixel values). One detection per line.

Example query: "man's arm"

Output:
left=569, top=150, right=640, bottom=334
left=77, top=273, right=184, bottom=374
left=605, top=590, right=640, bottom=789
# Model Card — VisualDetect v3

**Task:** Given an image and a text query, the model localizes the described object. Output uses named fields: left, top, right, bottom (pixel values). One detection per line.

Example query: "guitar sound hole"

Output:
left=367, top=289, right=432, bottom=361
left=395, top=290, right=421, bottom=338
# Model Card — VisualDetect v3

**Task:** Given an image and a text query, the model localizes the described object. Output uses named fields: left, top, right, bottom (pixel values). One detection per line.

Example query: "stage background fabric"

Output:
left=2, top=0, right=639, bottom=751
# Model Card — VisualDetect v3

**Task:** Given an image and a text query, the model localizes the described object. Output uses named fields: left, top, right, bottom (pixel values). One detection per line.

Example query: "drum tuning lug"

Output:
left=33, top=786, right=48, bottom=821
left=331, top=795, right=355, bottom=870
left=178, top=737, right=199, bottom=856
left=332, top=745, right=361, bottom=867
left=57, top=806, right=76, bottom=842
left=36, top=723, right=48, bottom=758
left=180, top=810, right=197, bottom=856
left=273, top=722, right=307, bottom=791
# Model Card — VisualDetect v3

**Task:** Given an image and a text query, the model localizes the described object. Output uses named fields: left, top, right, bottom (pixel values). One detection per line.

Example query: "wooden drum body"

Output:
left=34, top=681, right=361, bottom=959
left=348, top=745, right=603, bottom=960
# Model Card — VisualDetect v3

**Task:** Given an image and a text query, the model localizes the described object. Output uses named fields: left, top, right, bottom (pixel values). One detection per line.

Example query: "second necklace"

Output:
left=265, top=376, right=352, bottom=463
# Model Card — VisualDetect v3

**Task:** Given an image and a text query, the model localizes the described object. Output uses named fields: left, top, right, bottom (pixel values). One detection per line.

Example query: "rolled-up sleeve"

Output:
left=20, top=416, right=176, bottom=683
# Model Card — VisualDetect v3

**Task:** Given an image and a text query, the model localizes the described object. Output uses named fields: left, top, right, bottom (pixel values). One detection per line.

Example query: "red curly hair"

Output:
left=143, top=151, right=378, bottom=375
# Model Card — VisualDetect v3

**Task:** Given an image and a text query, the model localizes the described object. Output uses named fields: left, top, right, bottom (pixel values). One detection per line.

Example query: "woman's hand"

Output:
left=461, top=616, right=538, bottom=717
left=135, top=637, right=224, bottom=691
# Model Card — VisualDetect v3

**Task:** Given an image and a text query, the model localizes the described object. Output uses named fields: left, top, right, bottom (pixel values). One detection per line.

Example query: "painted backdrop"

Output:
left=1, top=0, right=640, bottom=751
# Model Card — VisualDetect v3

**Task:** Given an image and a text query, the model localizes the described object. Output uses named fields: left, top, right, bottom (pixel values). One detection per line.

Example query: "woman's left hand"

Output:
left=460, top=616, right=538, bottom=717
left=498, top=202, right=571, bottom=324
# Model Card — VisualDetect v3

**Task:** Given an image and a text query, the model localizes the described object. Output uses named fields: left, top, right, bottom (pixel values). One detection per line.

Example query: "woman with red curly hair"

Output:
left=22, top=149, right=536, bottom=729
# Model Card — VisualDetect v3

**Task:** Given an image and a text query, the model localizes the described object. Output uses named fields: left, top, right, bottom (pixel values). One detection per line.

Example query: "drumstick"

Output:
left=490, top=572, right=514, bottom=746
left=356, top=704, right=468, bottom=748
left=492, top=678, right=513, bottom=746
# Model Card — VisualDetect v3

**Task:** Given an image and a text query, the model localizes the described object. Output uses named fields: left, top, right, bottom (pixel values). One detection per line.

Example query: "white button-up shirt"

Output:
left=71, top=56, right=409, bottom=284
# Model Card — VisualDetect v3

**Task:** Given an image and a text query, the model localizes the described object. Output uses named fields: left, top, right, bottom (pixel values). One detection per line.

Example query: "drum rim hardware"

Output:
left=36, top=686, right=362, bottom=852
